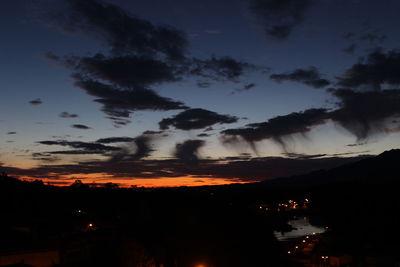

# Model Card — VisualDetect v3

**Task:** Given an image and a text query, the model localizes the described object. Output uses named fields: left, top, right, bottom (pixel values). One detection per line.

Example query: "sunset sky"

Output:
left=1, top=0, right=400, bottom=187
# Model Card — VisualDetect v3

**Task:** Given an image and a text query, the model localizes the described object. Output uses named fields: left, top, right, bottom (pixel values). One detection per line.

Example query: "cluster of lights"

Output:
left=259, top=198, right=310, bottom=213
left=287, top=232, right=318, bottom=256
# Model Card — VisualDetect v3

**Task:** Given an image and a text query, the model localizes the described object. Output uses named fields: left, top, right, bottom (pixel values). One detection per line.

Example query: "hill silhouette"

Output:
left=259, top=149, right=400, bottom=188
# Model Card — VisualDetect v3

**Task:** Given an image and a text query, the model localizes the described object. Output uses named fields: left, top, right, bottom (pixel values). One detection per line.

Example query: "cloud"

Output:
left=223, top=88, right=400, bottom=149
left=328, top=88, right=400, bottom=140
left=249, top=0, right=314, bottom=40
left=96, top=137, right=135, bottom=144
left=109, top=135, right=154, bottom=161
left=337, top=49, right=400, bottom=90
left=196, top=81, right=211, bottom=88
left=59, top=111, right=79, bottom=118
left=244, top=83, right=256, bottom=90
left=74, top=78, right=188, bottom=118
left=270, top=67, right=330, bottom=88
left=188, top=57, right=263, bottom=83
left=48, top=0, right=188, bottom=59
left=31, top=152, right=60, bottom=162
left=75, top=54, right=178, bottom=88
left=142, top=130, right=164, bottom=135
left=231, top=83, right=256, bottom=94
left=7, top=132, right=17, bottom=135
left=105, top=116, right=132, bottom=127
left=159, top=108, right=238, bottom=130
left=282, top=152, right=326, bottom=159
left=347, top=142, right=367, bottom=147
left=43, top=0, right=265, bottom=125
left=222, top=108, right=329, bottom=150
left=71, top=124, right=91, bottom=129
left=47, top=53, right=260, bottom=123
left=37, top=139, right=120, bottom=155
left=174, top=139, right=205, bottom=163
left=29, top=98, right=43, bottom=105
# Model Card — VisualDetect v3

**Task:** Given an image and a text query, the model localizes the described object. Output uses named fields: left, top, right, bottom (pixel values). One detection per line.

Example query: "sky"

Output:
left=1, top=0, right=400, bottom=187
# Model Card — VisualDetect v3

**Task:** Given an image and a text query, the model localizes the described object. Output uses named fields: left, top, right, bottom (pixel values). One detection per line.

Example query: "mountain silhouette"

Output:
left=260, top=149, right=400, bottom=188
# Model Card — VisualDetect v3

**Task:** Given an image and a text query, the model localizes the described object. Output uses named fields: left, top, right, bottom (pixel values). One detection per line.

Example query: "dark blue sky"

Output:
left=1, top=0, right=400, bottom=186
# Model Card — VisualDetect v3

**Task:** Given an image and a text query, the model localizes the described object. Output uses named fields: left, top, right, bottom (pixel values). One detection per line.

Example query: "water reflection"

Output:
left=274, top=216, right=325, bottom=241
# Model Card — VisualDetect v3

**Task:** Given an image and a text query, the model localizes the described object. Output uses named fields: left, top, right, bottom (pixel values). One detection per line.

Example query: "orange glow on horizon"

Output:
left=16, top=173, right=251, bottom=188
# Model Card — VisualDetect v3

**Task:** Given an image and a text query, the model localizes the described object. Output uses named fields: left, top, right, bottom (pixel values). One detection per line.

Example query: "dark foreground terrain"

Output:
left=1, top=149, right=400, bottom=267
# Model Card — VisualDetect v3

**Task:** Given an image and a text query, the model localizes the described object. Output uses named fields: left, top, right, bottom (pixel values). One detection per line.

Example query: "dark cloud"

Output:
left=223, top=88, right=400, bottom=149
left=222, top=108, right=329, bottom=150
left=174, top=140, right=205, bottom=163
left=188, top=57, right=263, bottom=83
left=270, top=67, right=330, bottom=88
left=71, top=124, right=91, bottom=129
left=105, top=116, right=132, bottom=127
left=347, top=142, right=367, bottom=147
left=224, top=49, right=400, bottom=150
left=37, top=140, right=120, bottom=155
left=75, top=54, right=178, bottom=88
left=48, top=150, right=105, bottom=155
left=196, top=81, right=211, bottom=88
left=49, top=0, right=188, bottom=59
left=44, top=0, right=264, bottom=124
left=197, top=133, right=211, bottom=138
left=249, top=0, right=314, bottom=40
left=159, top=108, right=238, bottom=131
left=47, top=53, right=260, bottom=123
left=337, top=49, right=400, bottom=90
left=282, top=153, right=327, bottom=159
left=74, top=79, right=188, bottom=118
left=109, top=135, right=154, bottom=162
left=7, top=132, right=17, bottom=135
left=328, top=88, right=400, bottom=140
left=31, top=152, right=60, bottom=162
left=244, top=83, right=256, bottom=90
left=29, top=98, right=43, bottom=105
left=96, top=137, right=135, bottom=144
left=59, top=112, right=79, bottom=118
left=142, top=130, right=164, bottom=135
left=51, top=53, right=262, bottom=90
left=231, top=83, right=256, bottom=95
